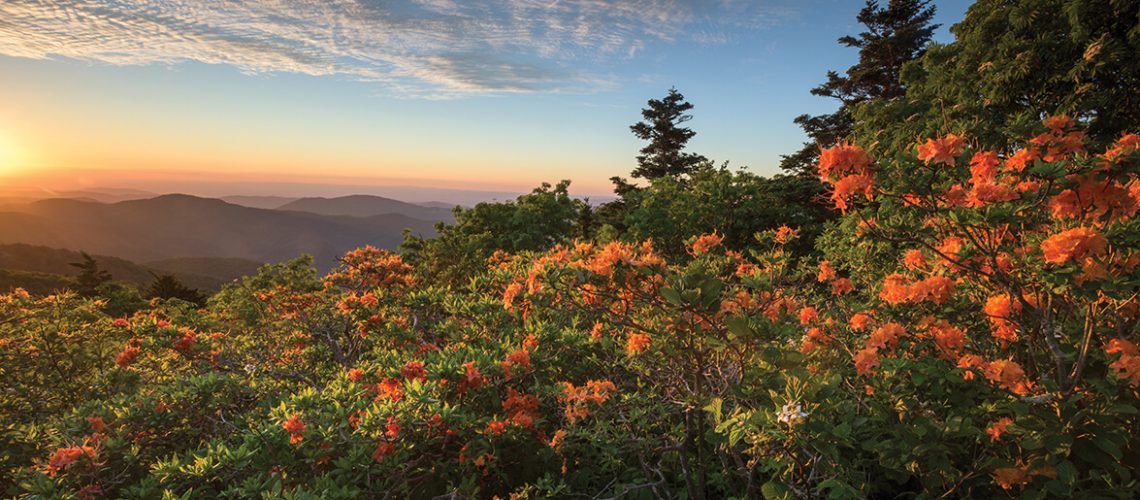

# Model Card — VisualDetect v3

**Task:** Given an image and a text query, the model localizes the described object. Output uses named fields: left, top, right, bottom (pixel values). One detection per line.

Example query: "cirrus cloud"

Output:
left=0, top=0, right=793, bottom=97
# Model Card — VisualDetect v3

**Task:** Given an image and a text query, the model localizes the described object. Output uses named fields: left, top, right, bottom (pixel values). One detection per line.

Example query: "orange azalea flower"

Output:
left=880, top=273, right=916, bottom=305
left=986, top=417, right=1013, bottom=442
left=984, top=359, right=1032, bottom=395
left=376, top=378, right=404, bottom=401
left=690, top=232, right=724, bottom=256
left=385, top=417, right=400, bottom=439
left=868, top=322, right=905, bottom=352
left=115, top=347, right=139, bottom=368
left=561, top=379, right=616, bottom=424
left=903, top=249, right=926, bottom=270
left=774, top=225, right=798, bottom=244
left=969, top=151, right=1000, bottom=183
left=348, top=368, right=364, bottom=381
left=1106, top=338, right=1140, bottom=387
left=401, top=360, right=426, bottom=381
left=1043, top=130, right=1086, bottom=162
left=937, top=236, right=965, bottom=263
left=994, top=465, right=1056, bottom=490
left=373, top=441, right=396, bottom=463
left=1103, top=132, right=1140, bottom=162
left=817, top=260, right=837, bottom=282
left=853, top=348, right=881, bottom=376
left=626, top=333, right=651, bottom=355
left=849, top=312, right=876, bottom=332
left=916, top=133, right=966, bottom=166
left=502, top=281, right=524, bottom=311
left=967, top=183, right=1019, bottom=207
left=914, top=276, right=956, bottom=304
left=1043, top=114, right=1075, bottom=132
left=485, top=418, right=508, bottom=437
left=168, top=328, right=196, bottom=353
left=46, top=446, right=97, bottom=476
left=457, top=361, right=485, bottom=394
left=818, top=141, right=872, bottom=180
left=798, top=306, right=818, bottom=326
left=502, top=388, right=541, bottom=429
left=549, top=429, right=567, bottom=450
left=589, top=322, right=605, bottom=340
left=956, top=354, right=987, bottom=381
left=984, top=294, right=1023, bottom=344
left=1040, top=227, right=1108, bottom=264
left=830, top=174, right=874, bottom=212
left=1004, top=147, right=1040, bottom=172
left=88, top=416, right=106, bottom=433
left=943, top=184, right=968, bottom=207
left=283, top=415, right=306, bottom=444
left=930, top=321, right=966, bottom=360
left=831, top=278, right=855, bottom=295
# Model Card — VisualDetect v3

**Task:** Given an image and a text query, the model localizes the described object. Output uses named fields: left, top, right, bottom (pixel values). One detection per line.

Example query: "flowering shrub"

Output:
left=1, top=117, right=1137, bottom=498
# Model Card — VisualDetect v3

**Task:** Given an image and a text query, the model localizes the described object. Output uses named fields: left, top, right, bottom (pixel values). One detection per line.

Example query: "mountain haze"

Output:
left=0, top=243, right=260, bottom=292
left=277, top=195, right=456, bottom=223
left=0, top=195, right=438, bottom=270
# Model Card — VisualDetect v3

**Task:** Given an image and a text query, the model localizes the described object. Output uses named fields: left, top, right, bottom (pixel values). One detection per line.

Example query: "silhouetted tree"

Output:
left=69, top=252, right=112, bottom=297
left=630, top=88, right=708, bottom=180
left=146, top=273, right=206, bottom=306
left=780, top=0, right=938, bottom=176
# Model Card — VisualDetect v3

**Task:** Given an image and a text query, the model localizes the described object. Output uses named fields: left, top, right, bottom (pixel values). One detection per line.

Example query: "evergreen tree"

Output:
left=629, top=88, right=708, bottom=180
left=780, top=0, right=938, bottom=176
left=146, top=273, right=206, bottom=306
left=69, top=251, right=112, bottom=297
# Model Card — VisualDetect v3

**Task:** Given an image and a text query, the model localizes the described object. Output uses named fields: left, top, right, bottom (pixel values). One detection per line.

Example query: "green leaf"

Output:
left=725, top=316, right=753, bottom=339
left=659, top=287, right=682, bottom=306
left=761, top=480, right=793, bottom=500
left=1093, top=435, right=1123, bottom=460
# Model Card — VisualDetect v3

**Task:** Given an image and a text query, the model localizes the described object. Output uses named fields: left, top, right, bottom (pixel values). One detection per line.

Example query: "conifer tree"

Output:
left=780, top=0, right=938, bottom=176
left=69, top=251, right=111, bottom=297
left=630, top=87, right=708, bottom=180
left=146, top=273, right=206, bottom=306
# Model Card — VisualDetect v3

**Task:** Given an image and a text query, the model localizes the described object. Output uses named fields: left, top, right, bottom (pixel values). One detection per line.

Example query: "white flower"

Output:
left=243, top=364, right=257, bottom=374
left=777, top=402, right=809, bottom=425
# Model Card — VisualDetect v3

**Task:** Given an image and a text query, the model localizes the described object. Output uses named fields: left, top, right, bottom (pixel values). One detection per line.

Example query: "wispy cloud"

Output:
left=0, top=0, right=793, bottom=97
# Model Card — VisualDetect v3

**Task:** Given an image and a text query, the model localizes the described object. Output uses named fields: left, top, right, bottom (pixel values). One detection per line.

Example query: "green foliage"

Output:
left=854, top=0, right=1140, bottom=154
left=147, top=274, right=207, bottom=307
left=622, top=166, right=831, bottom=259
left=400, top=180, right=587, bottom=286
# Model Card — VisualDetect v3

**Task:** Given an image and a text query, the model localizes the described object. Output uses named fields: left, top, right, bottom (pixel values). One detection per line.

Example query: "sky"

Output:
left=0, top=0, right=971, bottom=201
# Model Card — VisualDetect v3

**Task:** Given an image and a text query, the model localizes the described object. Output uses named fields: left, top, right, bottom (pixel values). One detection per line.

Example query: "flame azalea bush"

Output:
left=1, top=119, right=1138, bottom=498
left=781, top=118, right=1140, bottom=496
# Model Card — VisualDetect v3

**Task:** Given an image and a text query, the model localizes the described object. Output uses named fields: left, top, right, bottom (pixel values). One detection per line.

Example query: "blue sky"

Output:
left=0, top=0, right=971, bottom=199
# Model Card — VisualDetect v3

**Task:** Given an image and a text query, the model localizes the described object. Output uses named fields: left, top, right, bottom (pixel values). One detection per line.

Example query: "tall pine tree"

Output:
left=780, top=0, right=938, bottom=176
left=629, top=87, right=708, bottom=180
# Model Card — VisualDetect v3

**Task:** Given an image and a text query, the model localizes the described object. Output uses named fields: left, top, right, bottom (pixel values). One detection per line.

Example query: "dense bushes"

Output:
left=2, top=118, right=1137, bottom=498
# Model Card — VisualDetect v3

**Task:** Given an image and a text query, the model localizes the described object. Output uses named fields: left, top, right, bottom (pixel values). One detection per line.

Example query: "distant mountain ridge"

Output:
left=0, top=243, right=261, bottom=292
left=0, top=194, right=438, bottom=271
left=277, top=195, right=456, bottom=223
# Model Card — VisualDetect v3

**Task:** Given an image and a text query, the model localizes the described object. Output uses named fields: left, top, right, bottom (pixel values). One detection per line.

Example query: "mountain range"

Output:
left=0, top=244, right=262, bottom=294
left=0, top=194, right=441, bottom=272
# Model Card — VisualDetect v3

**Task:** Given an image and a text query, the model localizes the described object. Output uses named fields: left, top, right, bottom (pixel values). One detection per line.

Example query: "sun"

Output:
left=0, top=131, right=28, bottom=173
